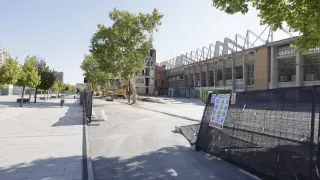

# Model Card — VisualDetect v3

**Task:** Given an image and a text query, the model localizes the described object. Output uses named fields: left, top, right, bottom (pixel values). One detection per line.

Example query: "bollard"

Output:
left=92, top=109, right=95, bottom=118
left=60, top=99, right=65, bottom=107
left=100, top=110, right=107, bottom=121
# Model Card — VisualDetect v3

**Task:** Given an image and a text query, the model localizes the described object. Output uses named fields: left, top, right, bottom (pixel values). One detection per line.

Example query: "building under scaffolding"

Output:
left=161, top=27, right=320, bottom=98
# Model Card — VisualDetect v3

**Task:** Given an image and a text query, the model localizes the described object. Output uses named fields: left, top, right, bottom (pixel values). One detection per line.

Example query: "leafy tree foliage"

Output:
left=90, top=8, right=163, bottom=103
left=211, top=0, right=320, bottom=50
left=0, top=58, right=21, bottom=85
left=64, top=84, right=71, bottom=92
left=17, top=56, right=40, bottom=107
left=80, top=54, right=109, bottom=91
left=34, top=59, right=56, bottom=103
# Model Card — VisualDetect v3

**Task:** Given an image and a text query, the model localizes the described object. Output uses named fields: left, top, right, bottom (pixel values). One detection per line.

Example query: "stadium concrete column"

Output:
left=221, top=59, right=225, bottom=86
left=242, top=54, right=247, bottom=91
left=231, top=57, right=236, bottom=92
left=193, top=66, right=196, bottom=88
left=213, top=61, right=217, bottom=89
left=206, top=63, right=209, bottom=87
left=270, top=46, right=279, bottom=89
left=296, top=51, right=304, bottom=86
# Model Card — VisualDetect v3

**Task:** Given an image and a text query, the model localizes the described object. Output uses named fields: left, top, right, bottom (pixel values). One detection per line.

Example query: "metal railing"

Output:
left=82, top=91, right=93, bottom=124
left=195, top=86, right=320, bottom=179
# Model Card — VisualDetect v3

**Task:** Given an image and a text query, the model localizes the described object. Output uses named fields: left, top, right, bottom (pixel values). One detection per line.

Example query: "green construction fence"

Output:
left=201, top=89, right=232, bottom=102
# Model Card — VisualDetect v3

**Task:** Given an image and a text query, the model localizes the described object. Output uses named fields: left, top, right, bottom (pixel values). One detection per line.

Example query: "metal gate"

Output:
left=195, top=86, right=320, bottom=179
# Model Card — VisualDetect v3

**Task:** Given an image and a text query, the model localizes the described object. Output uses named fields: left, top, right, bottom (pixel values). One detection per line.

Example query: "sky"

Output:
left=0, top=0, right=292, bottom=85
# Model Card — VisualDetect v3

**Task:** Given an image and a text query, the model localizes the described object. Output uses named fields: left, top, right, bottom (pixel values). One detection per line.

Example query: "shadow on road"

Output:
left=0, top=100, right=75, bottom=109
left=91, top=145, right=256, bottom=180
left=0, top=156, right=82, bottom=180
left=51, top=99, right=82, bottom=127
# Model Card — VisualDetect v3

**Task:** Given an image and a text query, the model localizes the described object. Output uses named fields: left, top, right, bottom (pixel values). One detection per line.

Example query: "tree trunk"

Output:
left=127, top=80, right=131, bottom=103
left=28, top=88, right=32, bottom=103
left=112, top=79, right=116, bottom=100
left=34, top=87, right=38, bottom=103
left=20, top=86, right=25, bottom=107
left=131, top=81, right=137, bottom=104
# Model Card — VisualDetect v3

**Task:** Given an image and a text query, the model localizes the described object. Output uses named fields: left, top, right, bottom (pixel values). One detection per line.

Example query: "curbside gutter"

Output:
left=82, top=107, right=95, bottom=180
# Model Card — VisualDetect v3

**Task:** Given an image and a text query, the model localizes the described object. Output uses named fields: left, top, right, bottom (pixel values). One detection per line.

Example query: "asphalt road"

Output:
left=88, top=99, right=259, bottom=180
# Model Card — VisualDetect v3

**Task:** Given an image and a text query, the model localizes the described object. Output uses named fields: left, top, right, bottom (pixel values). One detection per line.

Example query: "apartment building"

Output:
left=135, top=49, right=156, bottom=95
left=162, top=35, right=320, bottom=98
left=155, top=63, right=169, bottom=96
left=0, top=46, right=9, bottom=66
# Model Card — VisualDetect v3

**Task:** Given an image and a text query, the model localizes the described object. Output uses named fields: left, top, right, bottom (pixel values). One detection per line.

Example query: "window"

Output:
left=235, top=67, right=243, bottom=79
left=247, top=64, right=254, bottom=85
left=179, top=75, right=184, bottom=80
left=201, top=72, right=206, bottom=86
left=304, top=55, right=320, bottom=81
left=191, top=75, right=194, bottom=87
left=278, top=58, right=295, bottom=82
left=278, top=44, right=295, bottom=56
left=208, top=71, right=214, bottom=86
left=225, top=68, right=232, bottom=80
left=217, top=70, right=222, bottom=80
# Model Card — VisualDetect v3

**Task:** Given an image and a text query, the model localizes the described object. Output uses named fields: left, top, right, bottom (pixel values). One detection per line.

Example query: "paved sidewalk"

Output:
left=0, top=98, right=83, bottom=180
left=89, top=99, right=258, bottom=180
left=119, top=98, right=205, bottom=121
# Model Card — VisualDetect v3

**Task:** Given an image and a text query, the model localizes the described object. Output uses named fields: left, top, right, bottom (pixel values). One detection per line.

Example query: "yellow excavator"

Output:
left=107, top=89, right=126, bottom=99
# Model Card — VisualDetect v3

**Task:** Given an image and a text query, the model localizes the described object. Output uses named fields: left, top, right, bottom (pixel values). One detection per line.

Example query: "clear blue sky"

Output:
left=0, top=0, right=291, bottom=85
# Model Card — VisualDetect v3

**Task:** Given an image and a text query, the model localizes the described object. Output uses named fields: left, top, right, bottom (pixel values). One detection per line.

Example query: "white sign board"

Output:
left=210, top=94, right=217, bottom=104
left=209, top=94, right=231, bottom=129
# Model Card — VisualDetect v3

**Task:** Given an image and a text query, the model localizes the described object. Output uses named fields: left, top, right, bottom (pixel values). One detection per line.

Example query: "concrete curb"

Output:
left=137, top=97, right=168, bottom=104
left=82, top=107, right=95, bottom=180
left=84, top=118, right=95, bottom=180
left=117, top=100, right=201, bottom=122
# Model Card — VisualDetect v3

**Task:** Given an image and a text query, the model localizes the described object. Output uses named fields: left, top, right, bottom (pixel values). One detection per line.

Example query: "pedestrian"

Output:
left=60, top=95, right=65, bottom=107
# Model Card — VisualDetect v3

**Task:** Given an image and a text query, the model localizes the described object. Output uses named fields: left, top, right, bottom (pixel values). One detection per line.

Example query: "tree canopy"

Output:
left=17, top=56, right=40, bottom=88
left=211, top=0, right=320, bottom=50
left=90, top=8, right=163, bottom=80
left=90, top=8, right=163, bottom=103
left=0, top=58, right=21, bottom=85
left=17, top=56, right=41, bottom=107
left=37, top=60, right=56, bottom=90
left=80, top=54, right=110, bottom=90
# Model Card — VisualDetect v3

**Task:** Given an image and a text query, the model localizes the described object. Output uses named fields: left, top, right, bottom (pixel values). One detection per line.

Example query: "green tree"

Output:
left=64, top=83, right=71, bottom=93
left=17, top=56, right=41, bottom=107
left=90, top=8, right=163, bottom=103
left=211, top=0, right=320, bottom=50
left=34, top=60, right=56, bottom=103
left=51, top=81, right=61, bottom=97
left=0, top=58, right=21, bottom=86
left=80, top=54, right=109, bottom=91
left=52, top=81, right=65, bottom=97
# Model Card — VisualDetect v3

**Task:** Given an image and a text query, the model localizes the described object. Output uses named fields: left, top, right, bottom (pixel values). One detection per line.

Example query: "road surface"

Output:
left=88, top=99, right=259, bottom=180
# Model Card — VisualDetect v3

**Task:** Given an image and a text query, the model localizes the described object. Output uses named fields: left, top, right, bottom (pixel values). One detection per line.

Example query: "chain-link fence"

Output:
left=82, top=91, right=93, bottom=124
left=195, top=86, right=320, bottom=180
